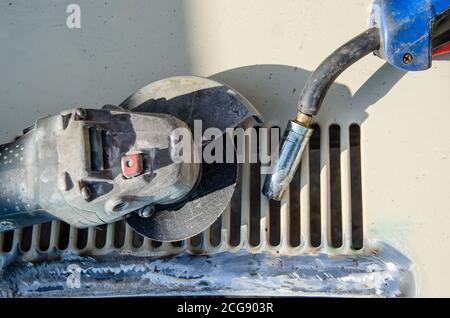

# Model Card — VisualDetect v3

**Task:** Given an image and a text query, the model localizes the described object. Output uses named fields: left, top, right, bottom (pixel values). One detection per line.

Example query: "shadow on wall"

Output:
left=211, top=63, right=406, bottom=235
left=0, top=0, right=191, bottom=144
left=211, top=62, right=406, bottom=128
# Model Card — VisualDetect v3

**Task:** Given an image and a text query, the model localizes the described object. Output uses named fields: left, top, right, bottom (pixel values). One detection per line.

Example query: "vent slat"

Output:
left=86, top=226, right=96, bottom=250
left=68, top=225, right=77, bottom=250
left=320, top=125, right=330, bottom=248
left=257, top=129, right=271, bottom=252
left=143, top=237, right=152, bottom=250
left=240, top=147, right=251, bottom=246
left=20, top=226, right=33, bottom=252
left=329, top=125, right=343, bottom=248
left=208, top=216, right=222, bottom=248
left=124, top=223, right=134, bottom=250
left=350, top=124, right=364, bottom=250
left=151, top=240, right=162, bottom=248
left=189, top=233, right=203, bottom=249
left=279, top=185, right=290, bottom=249
left=268, top=127, right=281, bottom=248
left=57, top=221, right=70, bottom=250
left=39, top=222, right=52, bottom=251
left=249, top=134, right=261, bottom=247
left=268, top=199, right=281, bottom=247
left=76, top=227, right=88, bottom=250
left=95, top=224, right=108, bottom=249
left=48, top=220, right=59, bottom=250
left=223, top=204, right=232, bottom=250
left=31, top=224, right=39, bottom=251
left=300, top=146, right=311, bottom=250
left=105, top=223, right=114, bottom=249
left=309, top=125, right=322, bottom=247
left=289, top=163, right=301, bottom=248
left=340, top=126, right=352, bottom=250
left=1, top=230, right=14, bottom=253
left=132, top=229, right=144, bottom=249
left=229, top=170, right=242, bottom=247
left=113, top=220, right=126, bottom=248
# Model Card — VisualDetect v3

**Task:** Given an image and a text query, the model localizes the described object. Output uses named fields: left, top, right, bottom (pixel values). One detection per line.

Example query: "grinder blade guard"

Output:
left=121, top=76, right=262, bottom=241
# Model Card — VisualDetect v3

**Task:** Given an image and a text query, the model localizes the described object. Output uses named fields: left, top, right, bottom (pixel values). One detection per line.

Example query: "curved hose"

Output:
left=263, top=28, right=381, bottom=201
left=299, top=28, right=380, bottom=116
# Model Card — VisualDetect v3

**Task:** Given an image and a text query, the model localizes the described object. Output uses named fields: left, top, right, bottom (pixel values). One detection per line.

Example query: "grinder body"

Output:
left=0, top=107, right=199, bottom=232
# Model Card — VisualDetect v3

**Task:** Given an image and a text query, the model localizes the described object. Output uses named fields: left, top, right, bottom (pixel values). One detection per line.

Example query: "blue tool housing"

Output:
left=378, top=0, right=450, bottom=71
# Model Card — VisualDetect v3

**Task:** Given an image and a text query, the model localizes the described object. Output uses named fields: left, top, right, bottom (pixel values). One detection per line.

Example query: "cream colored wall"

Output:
left=0, top=0, right=449, bottom=296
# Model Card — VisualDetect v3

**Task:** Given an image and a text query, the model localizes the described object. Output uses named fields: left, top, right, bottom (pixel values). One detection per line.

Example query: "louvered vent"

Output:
left=0, top=124, right=364, bottom=261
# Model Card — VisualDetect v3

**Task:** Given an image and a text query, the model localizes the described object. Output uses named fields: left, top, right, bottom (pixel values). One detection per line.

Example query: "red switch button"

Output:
left=121, top=154, right=143, bottom=178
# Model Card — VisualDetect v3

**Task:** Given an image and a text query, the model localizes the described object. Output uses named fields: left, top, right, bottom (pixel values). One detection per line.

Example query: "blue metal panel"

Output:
left=379, top=0, right=450, bottom=71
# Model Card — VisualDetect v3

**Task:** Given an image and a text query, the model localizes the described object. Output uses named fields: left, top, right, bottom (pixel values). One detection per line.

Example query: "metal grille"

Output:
left=0, top=124, right=364, bottom=263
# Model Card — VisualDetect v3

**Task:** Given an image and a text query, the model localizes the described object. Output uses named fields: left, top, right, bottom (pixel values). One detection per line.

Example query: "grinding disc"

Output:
left=121, top=76, right=261, bottom=241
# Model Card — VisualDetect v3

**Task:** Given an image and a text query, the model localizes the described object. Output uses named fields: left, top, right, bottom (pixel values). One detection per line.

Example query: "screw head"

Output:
left=138, top=205, right=155, bottom=218
left=80, top=185, right=92, bottom=201
left=402, top=53, right=413, bottom=64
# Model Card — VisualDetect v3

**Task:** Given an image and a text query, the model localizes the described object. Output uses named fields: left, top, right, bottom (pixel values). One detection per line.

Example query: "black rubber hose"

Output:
left=299, top=28, right=380, bottom=116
